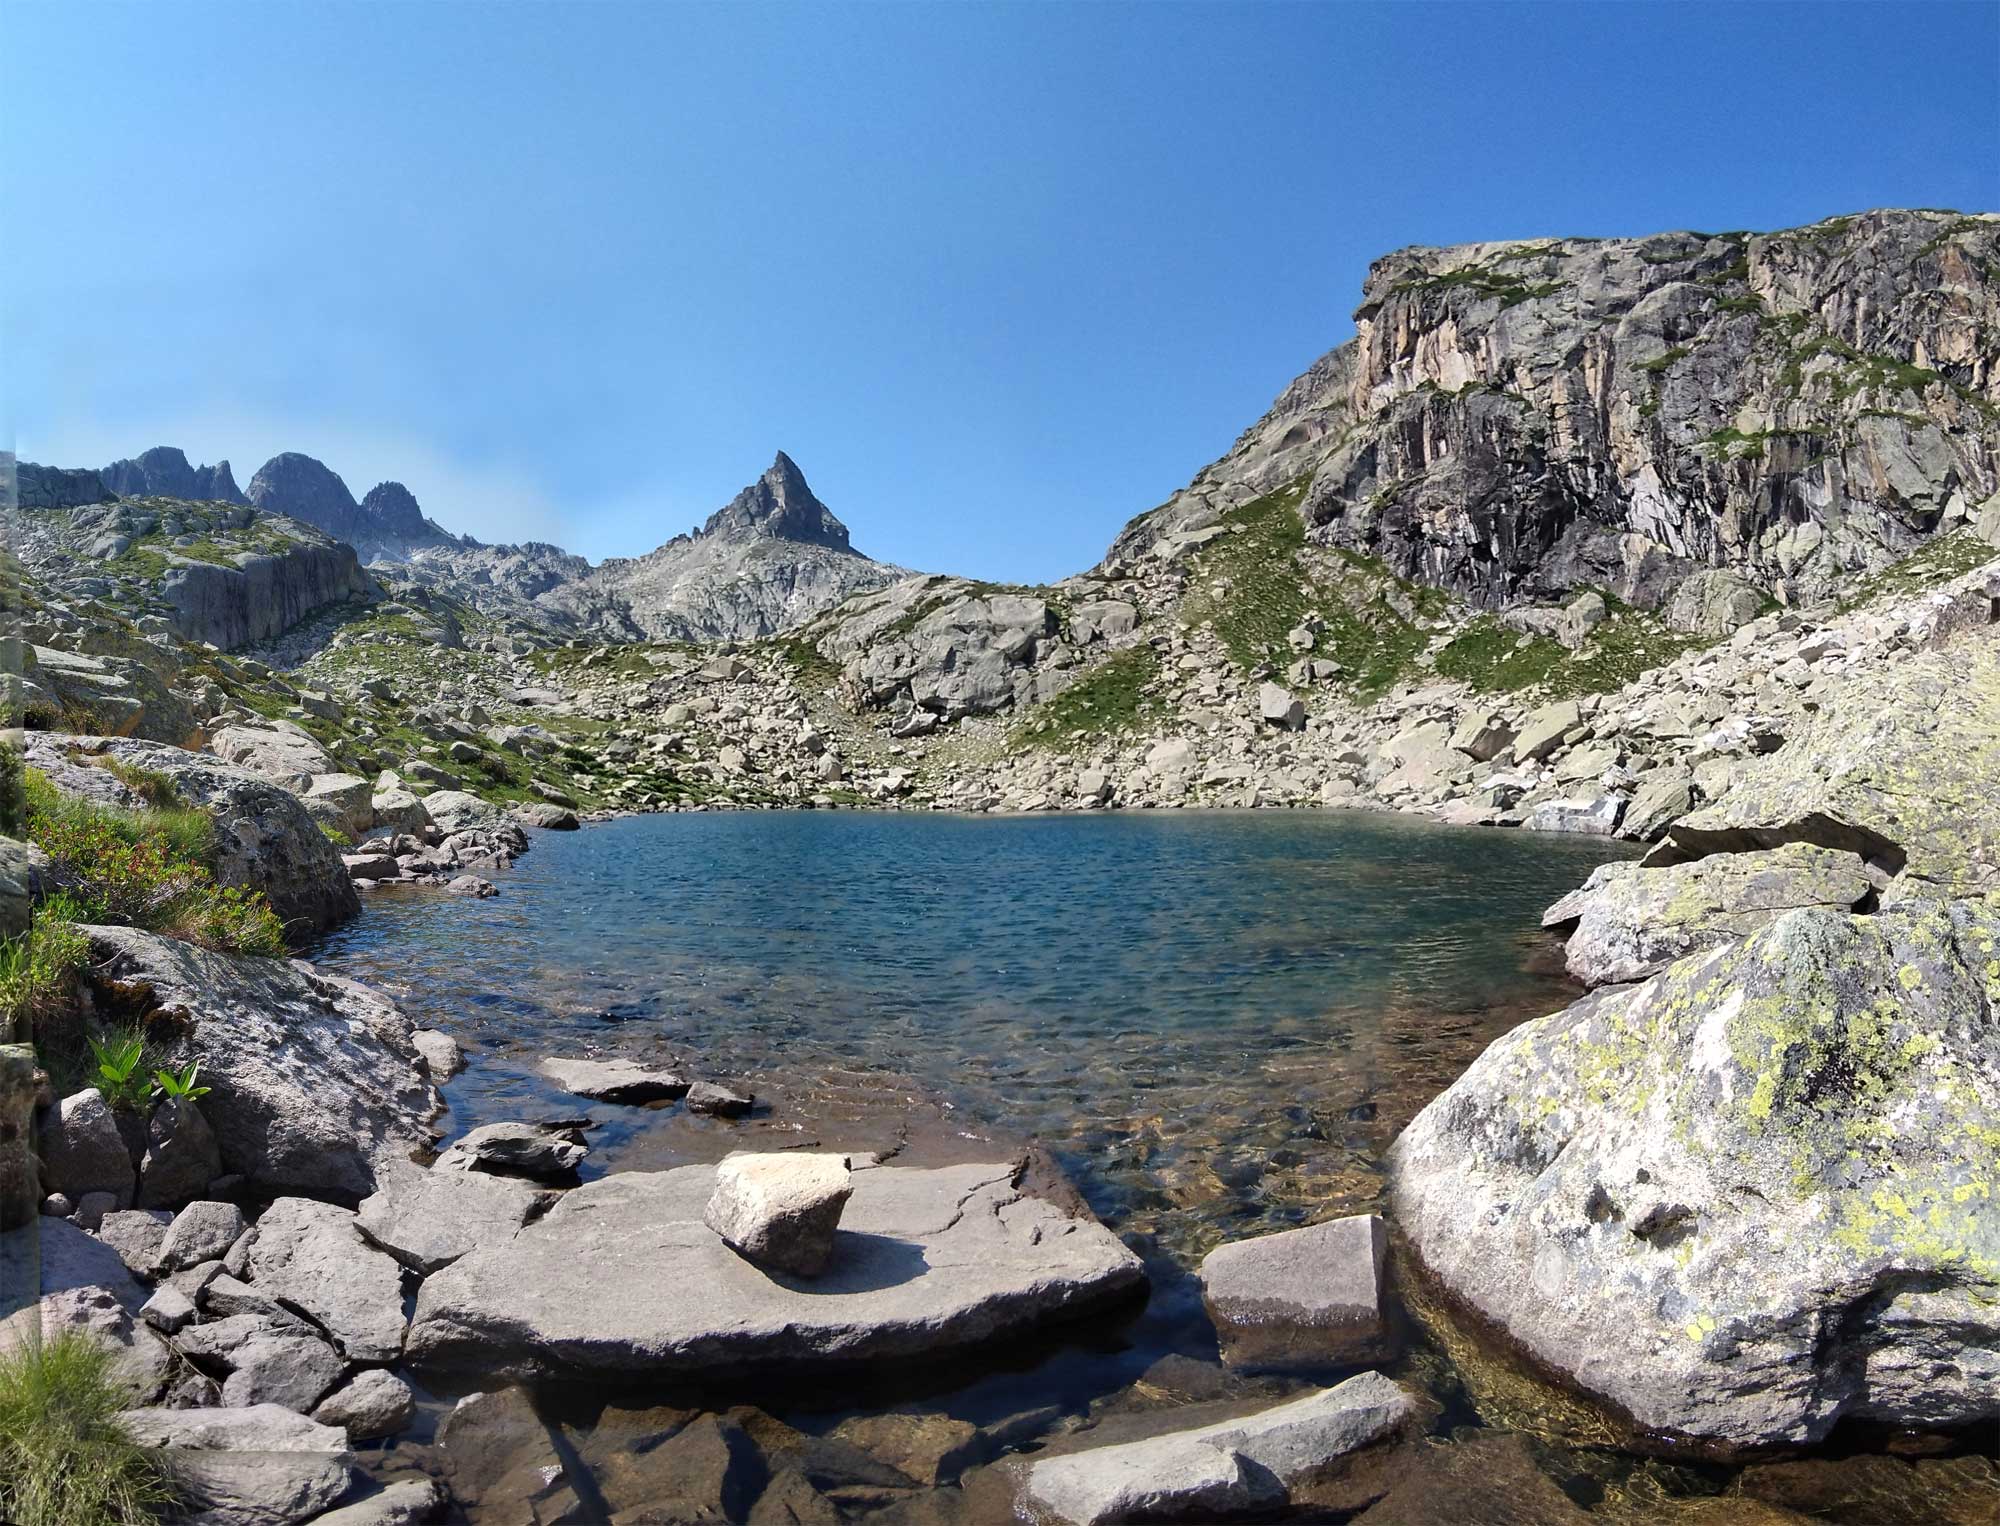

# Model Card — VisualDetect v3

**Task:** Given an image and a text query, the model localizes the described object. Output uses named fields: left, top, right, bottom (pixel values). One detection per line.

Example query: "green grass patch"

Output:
left=22, top=769, right=287, bottom=956
left=1011, top=646, right=1166, bottom=748
left=1434, top=618, right=1568, bottom=693
left=1838, top=528, right=1999, bottom=610
left=0, top=899, right=91, bottom=1044
left=1435, top=605, right=1708, bottom=699
left=0, top=1330, right=177, bottom=1526
left=774, top=634, right=840, bottom=690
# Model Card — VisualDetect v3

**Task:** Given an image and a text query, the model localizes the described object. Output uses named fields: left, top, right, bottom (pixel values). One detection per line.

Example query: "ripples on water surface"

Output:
left=320, top=808, right=1627, bottom=1262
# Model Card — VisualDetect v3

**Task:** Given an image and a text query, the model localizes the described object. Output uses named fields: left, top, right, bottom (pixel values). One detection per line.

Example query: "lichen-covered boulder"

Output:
left=1647, top=642, right=2000, bottom=901
left=1541, top=842, right=1873, bottom=987
left=1388, top=899, right=2000, bottom=1448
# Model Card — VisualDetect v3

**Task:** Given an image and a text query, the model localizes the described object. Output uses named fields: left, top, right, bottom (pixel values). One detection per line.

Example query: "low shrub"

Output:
left=0, top=896, right=91, bottom=1043
left=0, top=1331, right=177, bottom=1526
left=21, top=770, right=287, bottom=957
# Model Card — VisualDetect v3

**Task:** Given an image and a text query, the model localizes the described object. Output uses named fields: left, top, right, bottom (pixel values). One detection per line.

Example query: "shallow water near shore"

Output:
left=313, top=811, right=1998, bottom=1520
left=319, top=808, right=1625, bottom=1260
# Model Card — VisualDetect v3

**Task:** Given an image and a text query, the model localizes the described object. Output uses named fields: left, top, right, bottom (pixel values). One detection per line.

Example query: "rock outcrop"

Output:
left=1111, top=210, right=1999, bottom=616
left=83, top=927, right=438, bottom=1202
left=407, top=1160, right=1145, bottom=1379
left=1388, top=898, right=2000, bottom=1449
left=247, top=453, right=454, bottom=563
left=101, top=446, right=247, bottom=504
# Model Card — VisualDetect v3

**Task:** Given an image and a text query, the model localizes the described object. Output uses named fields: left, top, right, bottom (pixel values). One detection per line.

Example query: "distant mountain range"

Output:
left=23, top=442, right=901, bottom=642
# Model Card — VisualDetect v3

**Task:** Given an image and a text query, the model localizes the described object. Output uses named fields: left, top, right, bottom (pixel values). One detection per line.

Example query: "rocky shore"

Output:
left=5, top=205, right=1998, bottom=1522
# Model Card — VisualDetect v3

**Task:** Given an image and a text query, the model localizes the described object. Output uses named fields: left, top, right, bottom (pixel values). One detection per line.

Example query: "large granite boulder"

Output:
left=1541, top=842, right=1874, bottom=987
left=83, top=926, right=437, bottom=1202
left=208, top=724, right=336, bottom=790
left=1647, top=642, right=2000, bottom=902
left=20, top=646, right=200, bottom=745
left=35, top=1087, right=134, bottom=1204
left=160, top=539, right=372, bottom=651
left=407, top=1160, right=1145, bottom=1379
left=24, top=733, right=358, bottom=940
left=1388, top=898, right=2000, bottom=1448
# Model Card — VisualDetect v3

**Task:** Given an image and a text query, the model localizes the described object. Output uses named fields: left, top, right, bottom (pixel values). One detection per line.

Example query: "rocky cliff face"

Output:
left=101, top=446, right=246, bottom=505
left=1111, top=209, right=1999, bottom=616
left=247, top=453, right=455, bottom=564
left=12, top=458, right=115, bottom=511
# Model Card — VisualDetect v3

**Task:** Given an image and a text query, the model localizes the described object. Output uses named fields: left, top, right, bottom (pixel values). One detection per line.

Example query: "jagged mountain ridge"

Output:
left=102, top=445, right=247, bottom=505
left=1109, top=207, right=1999, bottom=615
left=245, top=452, right=460, bottom=564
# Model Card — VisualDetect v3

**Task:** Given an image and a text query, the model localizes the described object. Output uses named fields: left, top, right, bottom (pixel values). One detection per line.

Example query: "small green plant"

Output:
left=87, top=1033, right=153, bottom=1112
left=318, top=824, right=352, bottom=848
left=0, top=897, right=92, bottom=1042
left=152, top=1061, right=209, bottom=1101
left=0, top=1330, right=177, bottom=1526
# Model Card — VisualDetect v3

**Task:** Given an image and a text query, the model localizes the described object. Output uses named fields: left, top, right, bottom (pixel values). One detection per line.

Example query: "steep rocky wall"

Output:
left=1112, top=209, right=1999, bottom=615
left=13, top=460, right=115, bottom=511
left=162, top=542, right=376, bottom=650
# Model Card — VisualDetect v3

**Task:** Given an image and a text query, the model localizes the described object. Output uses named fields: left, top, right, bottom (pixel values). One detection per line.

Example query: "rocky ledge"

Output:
left=407, top=1157, right=1146, bottom=1379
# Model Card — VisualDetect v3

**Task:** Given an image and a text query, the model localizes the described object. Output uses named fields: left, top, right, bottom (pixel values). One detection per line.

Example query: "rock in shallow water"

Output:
left=1017, top=1370, right=1420, bottom=1525
left=1388, top=898, right=2000, bottom=1448
left=540, top=1054, right=689, bottom=1103
left=407, top=1160, right=1145, bottom=1379
left=438, top=1119, right=588, bottom=1181
left=1198, top=1213, right=1395, bottom=1371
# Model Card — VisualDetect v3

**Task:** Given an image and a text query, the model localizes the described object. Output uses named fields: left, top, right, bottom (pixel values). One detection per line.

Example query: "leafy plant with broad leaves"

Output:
left=86, top=1034, right=153, bottom=1112
left=152, top=1062, right=210, bottom=1102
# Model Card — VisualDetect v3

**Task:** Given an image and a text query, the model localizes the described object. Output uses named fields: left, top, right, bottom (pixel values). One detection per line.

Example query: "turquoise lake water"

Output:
left=318, top=808, right=1628, bottom=1261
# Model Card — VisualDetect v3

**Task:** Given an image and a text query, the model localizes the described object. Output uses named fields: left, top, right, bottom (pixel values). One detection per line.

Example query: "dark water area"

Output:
left=318, top=808, right=1625, bottom=1262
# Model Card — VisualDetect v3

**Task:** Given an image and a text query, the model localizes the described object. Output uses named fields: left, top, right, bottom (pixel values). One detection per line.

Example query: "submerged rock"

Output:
left=1016, top=1370, right=1420, bottom=1525
left=407, top=1160, right=1145, bottom=1380
left=1388, top=898, right=2000, bottom=1448
left=1198, top=1213, right=1395, bottom=1371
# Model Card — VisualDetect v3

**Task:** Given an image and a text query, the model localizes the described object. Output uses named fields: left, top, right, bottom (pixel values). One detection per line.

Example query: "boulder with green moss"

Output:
left=1646, top=642, right=2000, bottom=901
left=1388, top=899, right=2000, bottom=1449
left=1541, top=842, right=1873, bottom=987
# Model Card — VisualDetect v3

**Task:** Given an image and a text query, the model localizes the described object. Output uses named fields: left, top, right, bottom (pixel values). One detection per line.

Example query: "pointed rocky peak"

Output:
left=361, top=481, right=428, bottom=539
left=246, top=453, right=361, bottom=536
left=700, top=452, right=852, bottom=550
left=101, top=445, right=247, bottom=504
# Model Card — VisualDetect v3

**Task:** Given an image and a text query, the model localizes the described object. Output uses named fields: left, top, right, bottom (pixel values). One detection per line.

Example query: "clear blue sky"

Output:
left=6, top=1, right=1995, bottom=581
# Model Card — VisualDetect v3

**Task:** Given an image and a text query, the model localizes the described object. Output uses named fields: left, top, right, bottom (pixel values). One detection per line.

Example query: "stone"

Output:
left=36, top=1087, right=134, bottom=1204
left=1146, top=738, right=1194, bottom=772
left=1017, top=1371, right=1420, bottom=1526
left=74, top=1190, right=120, bottom=1231
left=1448, top=709, right=1515, bottom=762
left=7, top=1281, right=173, bottom=1403
left=686, top=1080, right=755, bottom=1117
left=83, top=926, right=437, bottom=1201
left=246, top=1197, right=409, bottom=1361
left=137, top=1095, right=223, bottom=1208
left=1388, top=898, right=2000, bottom=1447
left=314, top=1368, right=418, bottom=1441
left=412, top=1028, right=465, bottom=1080
left=437, top=1385, right=585, bottom=1521
left=1511, top=700, right=1582, bottom=763
left=1199, top=1213, right=1395, bottom=1371
left=371, top=787, right=432, bottom=836
left=540, top=1054, right=689, bottom=1103
left=159, top=1199, right=248, bottom=1272
left=409, top=1160, right=1146, bottom=1379
left=1620, top=769, right=1695, bottom=841
left=421, top=789, right=510, bottom=834
left=117, top=1404, right=353, bottom=1526
left=1557, top=591, right=1609, bottom=649
left=1541, top=843, right=1874, bottom=987
left=1258, top=682, right=1305, bottom=730
left=438, top=1120, right=588, bottom=1181
left=1349, top=1431, right=1589, bottom=1526
left=302, top=1478, right=445, bottom=1526
left=95, top=1207, right=172, bottom=1278
left=219, top=1329, right=348, bottom=1411
left=704, top=1152, right=853, bottom=1277
left=357, top=1162, right=547, bottom=1273
left=1527, top=794, right=1626, bottom=835
left=511, top=801, right=580, bottom=830
left=446, top=874, right=497, bottom=897
left=831, top=1412, right=980, bottom=1487
left=304, top=773, right=376, bottom=841
left=1666, top=569, right=1770, bottom=636
left=600, top=1412, right=765, bottom=1522
left=141, top=1282, right=198, bottom=1333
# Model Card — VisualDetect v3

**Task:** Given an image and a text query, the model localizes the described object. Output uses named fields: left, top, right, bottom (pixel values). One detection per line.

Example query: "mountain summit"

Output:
left=701, top=451, right=854, bottom=550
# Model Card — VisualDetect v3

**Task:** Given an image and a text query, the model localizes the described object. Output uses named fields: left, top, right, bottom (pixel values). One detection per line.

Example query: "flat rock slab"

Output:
left=1199, top=1213, right=1394, bottom=1371
left=408, top=1160, right=1146, bottom=1379
left=358, top=1163, right=549, bottom=1273
left=119, top=1403, right=353, bottom=1526
left=1018, top=1370, right=1419, bottom=1525
left=540, top=1056, right=689, bottom=1103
